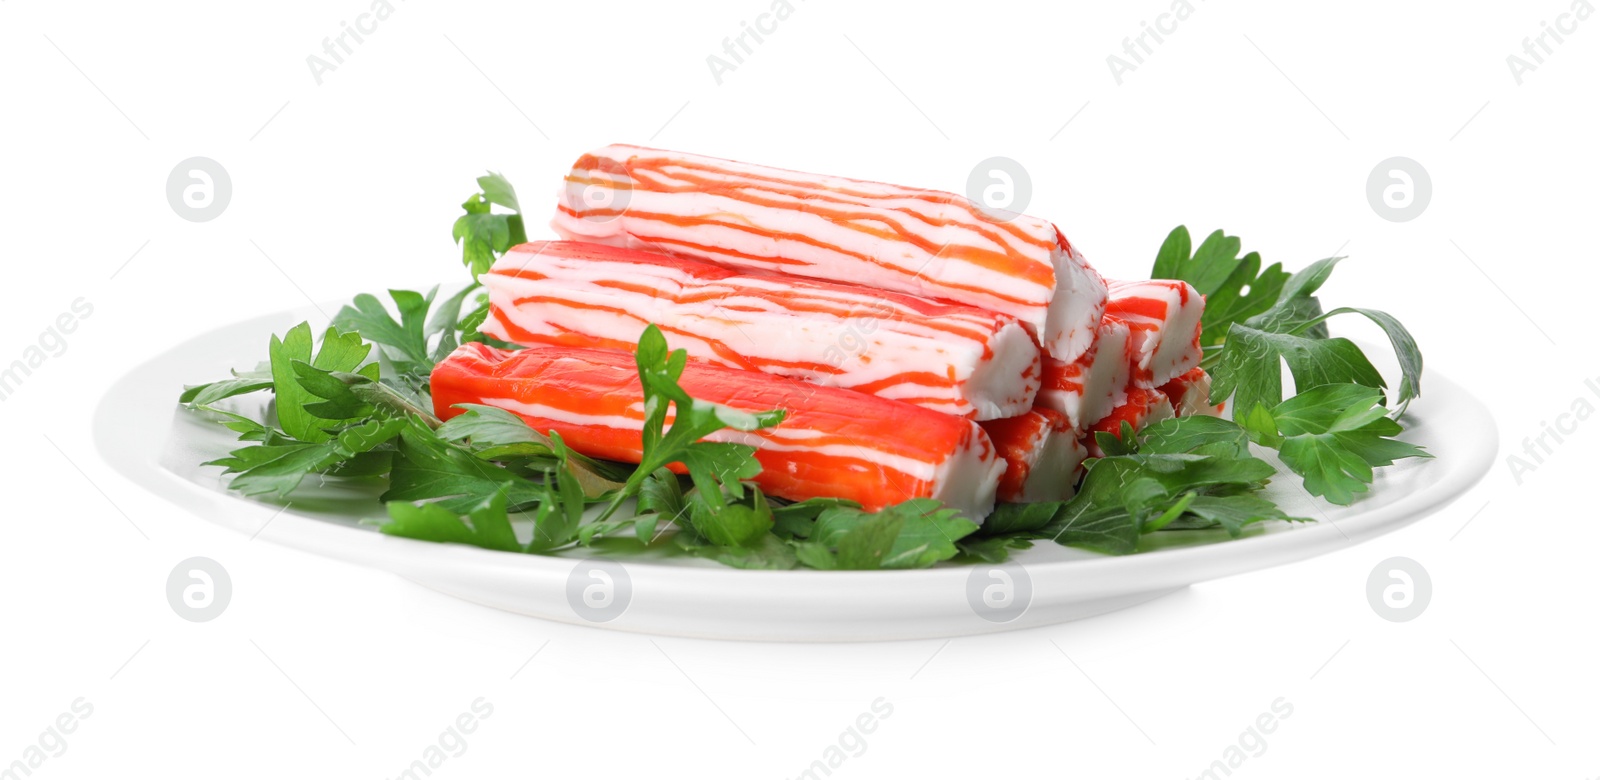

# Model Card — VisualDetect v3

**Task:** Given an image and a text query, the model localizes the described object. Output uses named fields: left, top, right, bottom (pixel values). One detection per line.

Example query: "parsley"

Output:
left=972, top=416, right=1308, bottom=554
left=382, top=485, right=521, bottom=553
left=1241, top=383, right=1430, bottom=504
left=793, top=499, right=979, bottom=570
left=436, top=403, right=631, bottom=497
left=268, top=324, right=379, bottom=442
left=590, top=325, right=785, bottom=530
left=452, top=172, right=526, bottom=280
left=382, top=419, right=550, bottom=513
left=1153, top=233, right=1424, bottom=417
left=205, top=419, right=402, bottom=498
left=1206, top=257, right=1422, bottom=416
left=331, top=285, right=480, bottom=383
left=179, top=373, right=273, bottom=408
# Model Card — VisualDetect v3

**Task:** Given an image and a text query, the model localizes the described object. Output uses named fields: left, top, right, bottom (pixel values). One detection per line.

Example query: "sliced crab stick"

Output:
left=430, top=342, right=1005, bottom=519
left=550, top=144, right=1109, bottom=362
left=981, top=408, right=1088, bottom=503
left=1105, top=280, right=1204, bottom=387
left=1083, top=386, right=1176, bottom=458
left=1035, top=315, right=1134, bottom=430
left=1160, top=367, right=1224, bottom=418
left=480, top=241, right=1041, bottom=420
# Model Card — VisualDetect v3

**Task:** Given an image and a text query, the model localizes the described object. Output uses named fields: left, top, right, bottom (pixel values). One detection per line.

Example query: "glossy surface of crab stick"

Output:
left=1082, top=386, right=1177, bottom=459
left=480, top=241, right=1040, bottom=420
left=1104, top=279, right=1204, bottom=387
left=1036, top=316, right=1133, bottom=430
left=981, top=408, right=1089, bottom=503
left=1160, top=367, right=1225, bottom=418
left=550, top=144, right=1108, bottom=362
left=430, top=342, right=1005, bottom=519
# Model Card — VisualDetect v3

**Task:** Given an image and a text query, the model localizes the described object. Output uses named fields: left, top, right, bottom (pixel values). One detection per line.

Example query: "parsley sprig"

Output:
left=1148, top=226, right=1428, bottom=504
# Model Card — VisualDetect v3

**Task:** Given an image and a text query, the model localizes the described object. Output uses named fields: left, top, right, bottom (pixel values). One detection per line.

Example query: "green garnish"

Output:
left=1150, top=226, right=1428, bottom=504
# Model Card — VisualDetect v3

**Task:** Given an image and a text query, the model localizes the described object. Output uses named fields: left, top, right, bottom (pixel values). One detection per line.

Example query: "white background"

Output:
left=2, top=0, right=1597, bottom=777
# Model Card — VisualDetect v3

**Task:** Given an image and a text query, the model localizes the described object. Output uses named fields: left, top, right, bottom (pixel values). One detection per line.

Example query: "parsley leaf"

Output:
left=1153, top=229, right=1424, bottom=420
left=381, top=485, right=521, bottom=552
left=1244, top=383, right=1431, bottom=504
left=1209, top=323, right=1386, bottom=419
left=1315, top=306, right=1424, bottom=412
left=794, top=499, right=977, bottom=570
left=634, top=467, right=688, bottom=544
left=1054, top=453, right=1276, bottom=530
left=330, top=284, right=491, bottom=399
left=331, top=290, right=432, bottom=369
left=437, top=403, right=630, bottom=497
left=179, top=375, right=273, bottom=407
left=687, top=486, right=775, bottom=547
left=383, top=420, right=548, bottom=513
left=1204, top=256, right=1422, bottom=415
left=1136, top=415, right=1253, bottom=457
left=1163, top=494, right=1311, bottom=537
left=452, top=172, right=526, bottom=279
left=268, top=324, right=378, bottom=443
left=526, top=432, right=590, bottom=551
left=206, top=418, right=405, bottom=498
left=673, top=525, right=801, bottom=570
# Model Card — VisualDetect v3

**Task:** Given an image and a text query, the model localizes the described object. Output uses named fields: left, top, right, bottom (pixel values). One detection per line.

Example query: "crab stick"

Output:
left=1082, top=387, right=1176, bottom=458
left=550, top=144, right=1108, bottom=362
left=981, top=408, right=1089, bottom=503
left=430, top=342, right=1005, bottom=519
left=1105, top=280, right=1204, bottom=387
left=1035, top=315, right=1134, bottom=430
left=1160, top=367, right=1224, bottom=418
left=480, top=241, right=1041, bottom=420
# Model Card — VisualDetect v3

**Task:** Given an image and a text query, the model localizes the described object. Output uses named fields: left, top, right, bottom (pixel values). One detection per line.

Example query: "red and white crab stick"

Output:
left=1083, top=386, right=1177, bottom=458
left=550, top=144, right=1109, bottom=362
left=981, top=408, right=1088, bottom=503
left=1036, top=315, right=1134, bottom=431
left=1160, top=367, right=1224, bottom=418
left=430, top=342, right=1006, bottom=520
left=1104, top=279, right=1204, bottom=387
left=480, top=241, right=1041, bottom=420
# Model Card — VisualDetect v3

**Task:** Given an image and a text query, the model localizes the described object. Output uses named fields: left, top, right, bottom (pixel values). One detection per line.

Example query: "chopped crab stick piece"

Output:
left=1160, top=367, right=1224, bottom=418
left=1104, top=279, right=1204, bottom=387
left=981, top=408, right=1089, bottom=503
left=430, top=342, right=1005, bottom=519
left=1082, top=387, right=1176, bottom=458
left=480, top=241, right=1041, bottom=420
left=550, top=144, right=1109, bottom=362
left=1036, top=315, right=1133, bottom=430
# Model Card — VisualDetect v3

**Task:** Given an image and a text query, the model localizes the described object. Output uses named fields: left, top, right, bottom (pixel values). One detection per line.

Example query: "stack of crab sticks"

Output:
left=431, top=145, right=1222, bottom=519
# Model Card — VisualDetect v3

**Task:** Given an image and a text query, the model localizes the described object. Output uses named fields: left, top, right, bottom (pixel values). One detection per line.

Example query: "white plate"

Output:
left=93, top=303, right=1497, bottom=641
